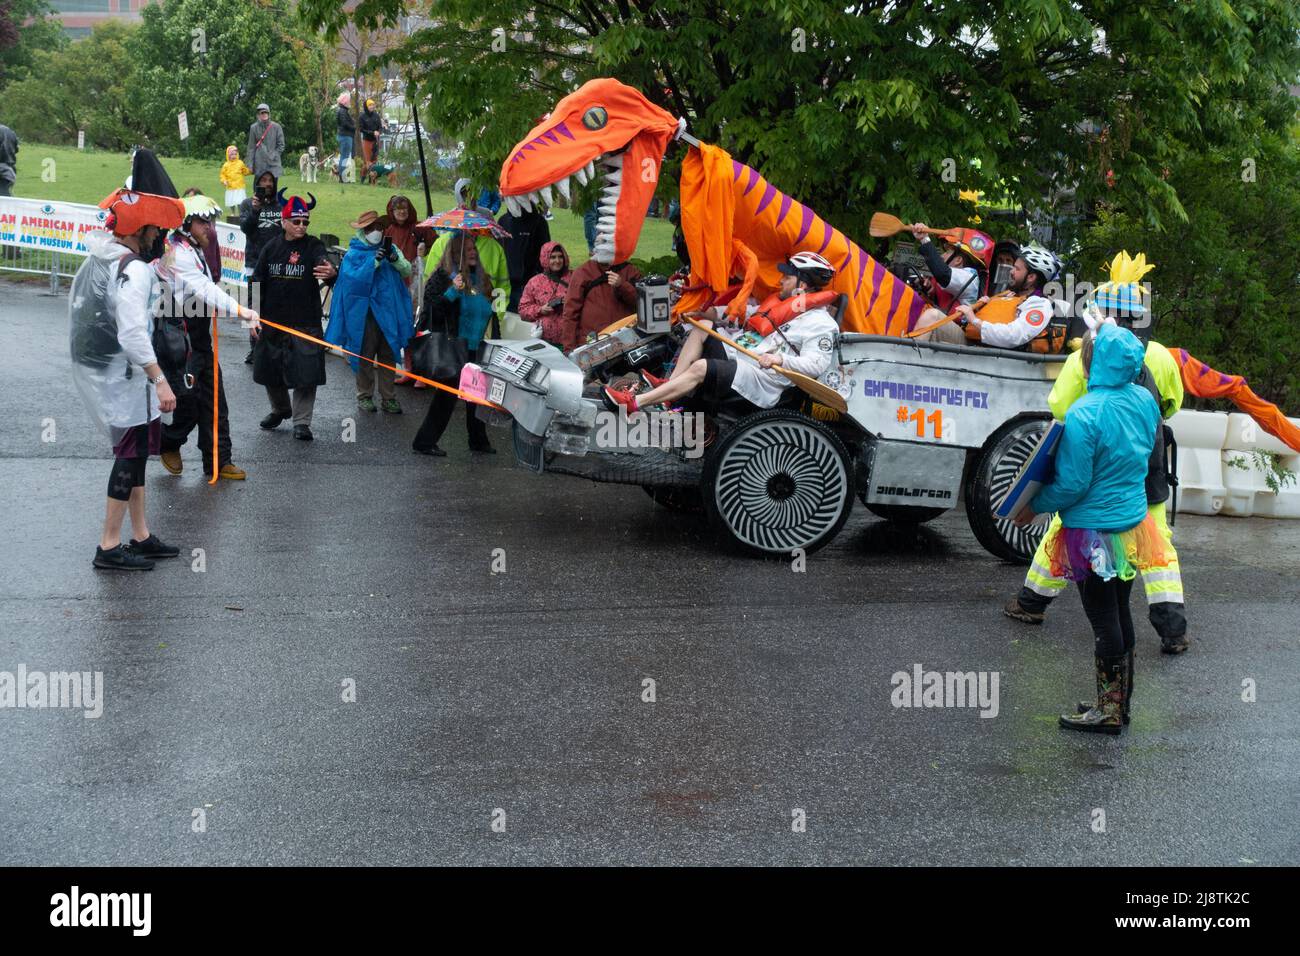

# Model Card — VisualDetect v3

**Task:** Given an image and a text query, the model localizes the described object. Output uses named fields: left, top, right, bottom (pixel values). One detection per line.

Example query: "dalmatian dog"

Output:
left=298, top=146, right=320, bottom=183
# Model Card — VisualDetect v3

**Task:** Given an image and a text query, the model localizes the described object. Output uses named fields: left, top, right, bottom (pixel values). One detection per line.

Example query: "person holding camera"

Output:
left=517, top=242, right=572, bottom=345
left=238, top=171, right=284, bottom=362
left=326, top=210, right=413, bottom=414
left=558, top=253, right=641, bottom=352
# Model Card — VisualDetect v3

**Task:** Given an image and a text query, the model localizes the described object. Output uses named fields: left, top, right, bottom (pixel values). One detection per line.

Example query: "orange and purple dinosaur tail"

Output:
left=1173, top=349, right=1300, bottom=452
left=674, top=143, right=926, bottom=336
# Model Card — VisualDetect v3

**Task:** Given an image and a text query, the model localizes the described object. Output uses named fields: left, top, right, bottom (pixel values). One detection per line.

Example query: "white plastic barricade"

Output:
left=1168, top=410, right=1228, bottom=515
left=1220, top=412, right=1300, bottom=518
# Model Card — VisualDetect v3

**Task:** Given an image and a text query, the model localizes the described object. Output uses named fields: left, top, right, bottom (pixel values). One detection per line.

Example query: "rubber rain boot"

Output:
left=1060, top=655, right=1125, bottom=735
left=1078, top=648, right=1133, bottom=726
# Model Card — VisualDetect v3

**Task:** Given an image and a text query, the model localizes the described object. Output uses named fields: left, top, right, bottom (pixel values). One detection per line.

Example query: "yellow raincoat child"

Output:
left=220, top=146, right=252, bottom=211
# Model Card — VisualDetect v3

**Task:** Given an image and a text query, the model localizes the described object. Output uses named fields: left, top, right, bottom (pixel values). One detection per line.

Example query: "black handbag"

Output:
left=151, top=314, right=194, bottom=395
left=424, top=331, right=468, bottom=379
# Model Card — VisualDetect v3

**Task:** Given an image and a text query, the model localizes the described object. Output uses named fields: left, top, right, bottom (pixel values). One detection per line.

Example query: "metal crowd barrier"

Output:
left=0, top=244, right=80, bottom=294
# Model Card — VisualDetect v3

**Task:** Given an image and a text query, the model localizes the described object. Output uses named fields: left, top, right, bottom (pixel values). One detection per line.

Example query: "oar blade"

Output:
left=869, top=212, right=905, bottom=238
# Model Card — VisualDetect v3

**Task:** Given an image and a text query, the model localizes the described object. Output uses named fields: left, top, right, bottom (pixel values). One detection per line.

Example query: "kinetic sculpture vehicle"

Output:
left=460, top=78, right=1300, bottom=559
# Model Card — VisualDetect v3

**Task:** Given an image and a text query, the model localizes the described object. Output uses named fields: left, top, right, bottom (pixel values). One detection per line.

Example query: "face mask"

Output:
left=365, top=230, right=383, bottom=244
left=257, top=186, right=274, bottom=199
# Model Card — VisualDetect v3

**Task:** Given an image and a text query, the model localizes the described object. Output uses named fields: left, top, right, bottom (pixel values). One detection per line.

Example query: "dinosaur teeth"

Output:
left=574, top=166, right=589, bottom=187
left=585, top=161, right=596, bottom=179
left=504, top=195, right=522, bottom=217
left=554, top=176, right=571, bottom=202
left=603, top=169, right=623, bottom=186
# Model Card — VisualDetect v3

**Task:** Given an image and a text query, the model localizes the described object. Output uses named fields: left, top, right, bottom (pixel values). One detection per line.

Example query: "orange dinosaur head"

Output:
left=499, top=79, right=680, bottom=263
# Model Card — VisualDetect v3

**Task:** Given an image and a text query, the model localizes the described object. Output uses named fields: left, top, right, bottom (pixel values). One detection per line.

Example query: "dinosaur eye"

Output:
left=582, top=106, right=608, bottom=131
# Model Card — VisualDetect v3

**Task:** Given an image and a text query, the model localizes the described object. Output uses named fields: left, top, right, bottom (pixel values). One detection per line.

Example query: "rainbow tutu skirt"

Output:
left=1045, top=514, right=1170, bottom=583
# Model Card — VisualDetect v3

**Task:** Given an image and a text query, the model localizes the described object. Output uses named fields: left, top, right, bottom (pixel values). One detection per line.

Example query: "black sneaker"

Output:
left=413, top=444, right=446, bottom=457
left=293, top=425, right=314, bottom=441
left=93, top=545, right=154, bottom=571
left=128, top=534, right=180, bottom=559
left=244, top=349, right=255, bottom=365
left=260, top=413, right=287, bottom=430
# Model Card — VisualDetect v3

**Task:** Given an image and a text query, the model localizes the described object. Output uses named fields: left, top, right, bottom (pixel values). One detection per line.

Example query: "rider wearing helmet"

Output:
left=604, top=252, right=841, bottom=413
left=946, top=244, right=1060, bottom=350
left=154, top=193, right=260, bottom=480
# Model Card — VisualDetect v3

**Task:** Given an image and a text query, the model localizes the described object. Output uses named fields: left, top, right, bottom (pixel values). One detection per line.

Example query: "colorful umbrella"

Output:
left=417, top=208, right=512, bottom=240
left=418, top=208, right=511, bottom=292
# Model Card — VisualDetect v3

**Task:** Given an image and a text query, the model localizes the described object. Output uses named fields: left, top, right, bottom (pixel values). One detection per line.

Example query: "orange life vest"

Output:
left=967, top=292, right=1063, bottom=354
left=745, top=290, right=839, bottom=337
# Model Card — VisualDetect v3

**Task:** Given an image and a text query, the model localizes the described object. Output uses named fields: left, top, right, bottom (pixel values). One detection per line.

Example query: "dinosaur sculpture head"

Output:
left=500, top=79, right=680, bottom=263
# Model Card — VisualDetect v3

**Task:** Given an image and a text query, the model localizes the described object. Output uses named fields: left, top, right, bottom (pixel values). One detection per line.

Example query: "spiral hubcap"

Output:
left=715, top=420, right=848, bottom=553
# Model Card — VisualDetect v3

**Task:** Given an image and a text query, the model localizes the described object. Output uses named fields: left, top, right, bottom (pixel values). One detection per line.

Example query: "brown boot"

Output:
left=218, top=463, right=247, bottom=480
left=160, top=450, right=183, bottom=475
left=1060, top=655, right=1125, bottom=735
left=1003, top=597, right=1045, bottom=624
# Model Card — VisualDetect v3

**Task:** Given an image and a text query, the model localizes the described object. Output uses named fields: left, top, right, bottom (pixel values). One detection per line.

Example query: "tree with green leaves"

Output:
left=299, top=0, right=1300, bottom=241
left=0, top=0, right=65, bottom=91
left=6, top=21, right=138, bottom=150
left=125, top=0, right=316, bottom=155
left=1082, top=129, right=1300, bottom=409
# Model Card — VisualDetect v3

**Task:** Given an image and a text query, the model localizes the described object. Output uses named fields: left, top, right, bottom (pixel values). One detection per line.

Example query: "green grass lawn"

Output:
left=6, top=143, right=677, bottom=268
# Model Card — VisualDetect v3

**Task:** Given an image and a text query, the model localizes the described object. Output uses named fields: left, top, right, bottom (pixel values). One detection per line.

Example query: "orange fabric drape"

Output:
left=1174, top=349, right=1300, bottom=453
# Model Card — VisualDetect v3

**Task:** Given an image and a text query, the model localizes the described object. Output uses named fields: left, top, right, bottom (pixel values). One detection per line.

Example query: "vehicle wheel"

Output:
left=864, top=503, right=946, bottom=524
left=642, top=485, right=705, bottom=514
left=964, top=415, right=1052, bottom=564
left=703, top=409, right=854, bottom=557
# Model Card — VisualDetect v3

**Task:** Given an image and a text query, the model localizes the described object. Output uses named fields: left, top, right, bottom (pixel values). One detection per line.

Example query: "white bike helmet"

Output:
left=1019, top=245, right=1060, bottom=284
left=779, top=251, right=836, bottom=287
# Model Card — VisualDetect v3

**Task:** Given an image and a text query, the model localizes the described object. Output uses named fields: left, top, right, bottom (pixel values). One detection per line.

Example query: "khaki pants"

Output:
left=266, top=385, right=316, bottom=426
left=915, top=307, right=968, bottom=345
left=357, top=316, right=396, bottom=402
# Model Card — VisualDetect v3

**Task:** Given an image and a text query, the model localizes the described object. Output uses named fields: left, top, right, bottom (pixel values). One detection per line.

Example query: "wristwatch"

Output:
left=150, top=373, right=167, bottom=385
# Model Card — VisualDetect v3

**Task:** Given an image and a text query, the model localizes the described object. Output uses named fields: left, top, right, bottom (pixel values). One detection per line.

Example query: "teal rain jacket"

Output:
left=1031, top=324, right=1160, bottom=531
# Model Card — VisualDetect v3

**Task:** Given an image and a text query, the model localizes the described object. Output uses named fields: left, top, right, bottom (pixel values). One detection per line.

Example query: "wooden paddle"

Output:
left=869, top=212, right=959, bottom=240
left=905, top=307, right=965, bottom=339
left=681, top=316, right=848, bottom=413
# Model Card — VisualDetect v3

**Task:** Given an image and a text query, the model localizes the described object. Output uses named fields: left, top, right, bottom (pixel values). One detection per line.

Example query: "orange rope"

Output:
left=209, top=312, right=219, bottom=484
left=205, top=316, right=506, bottom=484
left=253, top=318, right=504, bottom=408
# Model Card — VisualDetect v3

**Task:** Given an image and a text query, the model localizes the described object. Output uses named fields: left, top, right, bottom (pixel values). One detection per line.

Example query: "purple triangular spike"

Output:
left=794, top=205, right=815, bottom=245
left=775, top=193, right=793, bottom=227
left=543, top=130, right=560, bottom=144
left=554, top=122, right=574, bottom=140
left=732, top=160, right=743, bottom=182
left=523, top=143, right=537, bottom=151
left=755, top=183, right=778, bottom=215
left=855, top=248, right=870, bottom=296
left=743, top=166, right=760, bottom=196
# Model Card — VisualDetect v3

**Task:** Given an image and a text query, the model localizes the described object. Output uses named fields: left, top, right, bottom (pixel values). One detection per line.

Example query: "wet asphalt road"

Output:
left=1, top=279, right=1298, bottom=866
